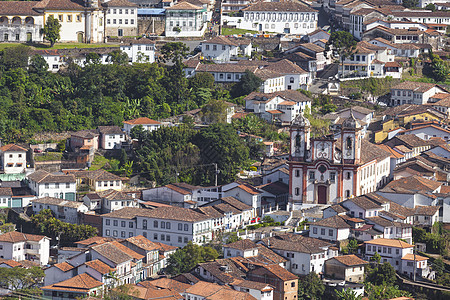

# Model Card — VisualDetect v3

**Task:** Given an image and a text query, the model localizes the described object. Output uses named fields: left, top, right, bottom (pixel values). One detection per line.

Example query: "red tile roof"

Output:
left=41, top=273, right=103, bottom=293
left=0, top=231, right=47, bottom=243
left=0, top=144, right=27, bottom=152
left=123, top=117, right=160, bottom=125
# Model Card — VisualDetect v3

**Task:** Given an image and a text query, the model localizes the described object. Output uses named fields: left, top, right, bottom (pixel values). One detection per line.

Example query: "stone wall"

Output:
left=138, top=18, right=165, bottom=36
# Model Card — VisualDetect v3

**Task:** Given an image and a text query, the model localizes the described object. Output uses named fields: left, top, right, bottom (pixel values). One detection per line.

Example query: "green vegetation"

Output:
left=33, top=152, right=63, bottom=162
left=326, top=31, right=356, bottom=75
left=413, top=224, right=448, bottom=256
left=340, top=77, right=399, bottom=96
left=222, top=27, right=258, bottom=35
left=428, top=51, right=450, bottom=82
left=42, top=15, right=62, bottom=47
left=231, top=70, right=264, bottom=98
left=165, top=241, right=219, bottom=275
left=0, top=266, right=44, bottom=299
left=224, top=232, right=242, bottom=244
left=402, top=0, right=419, bottom=8
left=298, top=272, right=325, bottom=299
left=31, top=209, right=97, bottom=246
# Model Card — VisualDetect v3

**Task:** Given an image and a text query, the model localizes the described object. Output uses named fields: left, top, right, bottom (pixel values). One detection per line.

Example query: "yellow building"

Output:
left=374, top=104, right=446, bottom=143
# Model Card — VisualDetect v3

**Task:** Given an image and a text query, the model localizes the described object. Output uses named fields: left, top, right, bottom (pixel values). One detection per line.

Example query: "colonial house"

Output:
left=64, top=169, right=124, bottom=192
left=70, top=130, right=99, bottom=151
left=41, top=273, right=104, bottom=300
left=0, top=144, right=27, bottom=174
left=101, top=206, right=213, bottom=247
left=324, top=255, right=368, bottom=283
left=83, top=189, right=138, bottom=213
left=260, top=234, right=336, bottom=276
left=304, top=28, right=330, bottom=43
left=123, top=117, right=161, bottom=136
left=285, top=43, right=330, bottom=72
left=309, top=215, right=351, bottom=242
left=103, top=0, right=138, bottom=38
left=414, top=205, right=440, bottom=228
left=365, top=216, right=413, bottom=244
left=369, top=37, right=424, bottom=58
left=247, top=264, right=298, bottom=300
left=244, top=90, right=312, bottom=124
left=98, top=126, right=127, bottom=150
left=240, top=2, right=318, bottom=35
left=0, top=231, right=50, bottom=265
left=0, top=2, right=44, bottom=43
left=339, top=41, right=398, bottom=79
left=264, top=59, right=310, bottom=91
left=31, top=197, right=88, bottom=224
left=201, top=36, right=252, bottom=62
left=223, top=239, right=259, bottom=259
left=27, top=170, right=77, bottom=201
left=365, top=238, right=433, bottom=280
left=222, top=183, right=262, bottom=215
left=288, top=112, right=391, bottom=209
left=399, top=124, right=450, bottom=142
left=390, top=81, right=448, bottom=106
left=165, top=2, right=207, bottom=37
left=120, top=38, right=156, bottom=63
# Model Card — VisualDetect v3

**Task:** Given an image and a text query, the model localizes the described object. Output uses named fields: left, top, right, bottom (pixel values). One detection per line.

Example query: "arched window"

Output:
left=143, top=220, right=147, bottom=229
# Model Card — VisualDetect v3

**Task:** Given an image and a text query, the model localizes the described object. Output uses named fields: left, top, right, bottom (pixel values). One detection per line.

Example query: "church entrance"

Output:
left=317, top=185, right=327, bottom=204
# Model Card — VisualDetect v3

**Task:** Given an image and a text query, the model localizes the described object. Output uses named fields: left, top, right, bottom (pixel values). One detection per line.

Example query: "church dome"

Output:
left=291, top=112, right=310, bottom=127
left=342, top=111, right=361, bottom=129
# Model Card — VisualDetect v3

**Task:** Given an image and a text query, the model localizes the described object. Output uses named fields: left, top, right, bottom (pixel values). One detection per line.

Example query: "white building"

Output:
left=27, top=170, right=77, bottom=202
left=83, top=189, right=139, bottom=213
left=223, top=239, right=259, bottom=259
left=325, top=255, right=368, bottom=283
left=0, top=2, right=44, bottom=43
left=0, top=231, right=50, bottom=265
left=98, top=126, right=127, bottom=150
left=265, top=59, right=310, bottom=91
left=365, top=238, right=433, bottom=280
left=123, top=117, right=161, bottom=136
left=165, top=2, right=207, bottom=37
left=0, top=144, right=27, bottom=174
left=66, top=169, right=124, bottom=192
left=240, top=2, right=318, bottom=35
left=260, top=234, right=337, bottom=276
left=119, top=39, right=156, bottom=63
left=222, top=182, right=262, bottom=215
left=104, top=0, right=138, bottom=38
left=390, top=81, right=448, bottom=106
left=102, top=206, right=213, bottom=247
left=399, top=124, right=450, bottom=142
left=32, top=197, right=88, bottom=224
left=201, top=36, right=252, bottom=62
left=245, top=90, right=311, bottom=124
left=309, top=215, right=351, bottom=242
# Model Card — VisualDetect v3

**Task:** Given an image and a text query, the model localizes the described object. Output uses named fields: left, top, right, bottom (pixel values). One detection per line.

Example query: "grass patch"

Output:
left=34, top=152, right=63, bottom=162
left=89, top=155, right=111, bottom=171
left=0, top=42, right=119, bottom=51
left=222, top=28, right=258, bottom=35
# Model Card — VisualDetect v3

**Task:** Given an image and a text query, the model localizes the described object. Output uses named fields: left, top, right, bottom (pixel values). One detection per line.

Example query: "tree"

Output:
left=0, top=45, right=31, bottom=71
left=29, top=54, right=48, bottom=74
left=158, top=42, right=189, bottom=65
left=370, top=252, right=381, bottom=265
left=366, top=262, right=396, bottom=286
left=347, top=239, right=358, bottom=254
left=200, top=99, right=228, bottom=124
left=85, top=52, right=102, bottom=65
left=365, top=283, right=411, bottom=300
left=335, top=288, right=363, bottom=300
left=231, top=70, right=263, bottom=98
left=326, top=31, right=356, bottom=78
left=189, top=72, right=215, bottom=90
left=165, top=242, right=219, bottom=275
left=108, top=50, right=129, bottom=65
left=298, top=272, right=325, bottom=300
left=402, top=0, right=419, bottom=8
left=43, top=15, right=61, bottom=47
left=0, top=266, right=45, bottom=291
left=224, top=232, right=242, bottom=244
left=425, top=3, right=437, bottom=11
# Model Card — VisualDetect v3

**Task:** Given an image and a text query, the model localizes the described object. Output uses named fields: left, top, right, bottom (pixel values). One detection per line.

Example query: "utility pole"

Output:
left=214, top=163, right=218, bottom=187
left=413, top=244, right=417, bottom=282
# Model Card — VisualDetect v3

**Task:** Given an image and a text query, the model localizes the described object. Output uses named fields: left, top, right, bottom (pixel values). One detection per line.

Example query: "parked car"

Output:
left=34, top=148, right=42, bottom=153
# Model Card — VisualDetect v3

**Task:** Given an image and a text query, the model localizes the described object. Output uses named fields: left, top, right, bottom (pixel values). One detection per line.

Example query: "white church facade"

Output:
left=288, top=112, right=391, bottom=210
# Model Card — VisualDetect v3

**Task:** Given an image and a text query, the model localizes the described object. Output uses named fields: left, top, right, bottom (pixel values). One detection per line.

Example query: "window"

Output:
left=213, top=45, right=217, bottom=51
left=129, top=222, right=133, bottom=228
left=309, top=171, right=315, bottom=180
left=184, top=237, right=188, bottom=243
left=106, top=229, right=110, bottom=236
left=77, top=14, right=81, bottom=22
left=291, top=282, right=295, bottom=287
left=321, top=228, right=325, bottom=235
left=143, top=220, right=147, bottom=229
left=121, top=231, right=125, bottom=238
left=15, top=34, right=19, bottom=41
left=125, top=9, right=128, bottom=14
left=166, top=235, right=170, bottom=241
left=113, top=230, right=118, bottom=237
left=119, top=19, right=122, bottom=25
left=330, top=172, right=336, bottom=183
left=166, top=222, right=171, bottom=229
left=106, top=219, right=110, bottom=225
left=55, top=183, right=59, bottom=188
left=113, top=220, right=118, bottom=226
left=178, top=223, right=183, bottom=231
left=290, top=77, right=294, bottom=83
left=45, top=183, right=49, bottom=189
left=125, top=19, right=128, bottom=25
left=131, top=19, right=134, bottom=25
left=345, top=190, right=351, bottom=198
left=154, top=221, right=158, bottom=228
left=161, top=235, right=165, bottom=241
left=295, top=170, right=300, bottom=177
left=113, top=19, right=116, bottom=24
left=154, top=233, right=158, bottom=240
left=346, top=172, right=351, bottom=180
left=119, top=9, right=122, bottom=14
left=313, top=227, right=318, bottom=234
left=295, top=188, right=300, bottom=196
left=161, top=222, right=165, bottom=229
left=121, top=221, right=125, bottom=227
left=184, top=224, right=189, bottom=231
left=66, top=183, right=70, bottom=188
left=4, top=34, right=8, bottom=41
left=178, top=236, right=182, bottom=243
left=58, top=15, right=63, bottom=22
left=205, top=45, right=209, bottom=50
left=67, top=15, right=72, bottom=22
left=328, top=229, right=333, bottom=236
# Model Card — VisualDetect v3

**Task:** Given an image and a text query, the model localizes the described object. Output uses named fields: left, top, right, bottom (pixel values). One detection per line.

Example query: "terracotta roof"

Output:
left=366, top=216, right=411, bottom=228
left=250, top=264, right=298, bottom=281
left=327, top=204, right=349, bottom=213
left=64, top=169, right=122, bottom=181
left=346, top=195, right=382, bottom=210
left=331, top=255, right=368, bottom=266
left=84, top=259, right=115, bottom=274
left=381, top=175, right=442, bottom=194
left=75, top=236, right=119, bottom=247
left=71, top=130, right=98, bottom=139
left=0, top=1, right=42, bottom=16
left=33, top=0, right=85, bottom=11
left=196, top=64, right=258, bottom=74
left=28, top=170, right=76, bottom=184
left=110, top=241, right=145, bottom=260
left=203, top=36, right=238, bottom=47
left=0, top=259, right=23, bottom=268
left=391, top=81, right=442, bottom=93
left=145, top=278, right=190, bottom=293
left=197, top=206, right=225, bottom=219
left=219, top=196, right=253, bottom=211
left=0, top=187, right=13, bottom=196
left=265, top=59, right=308, bottom=75
left=102, top=206, right=211, bottom=222
left=383, top=104, right=444, bottom=119
left=231, top=279, right=273, bottom=292
left=165, top=2, right=202, bottom=10
left=235, top=183, right=261, bottom=195
left=377, top=144, right=404, bottom=159
left=165, top=184, right=192, bottom=195
left=91, top=242, right=133, bottom=265
left=225, top=239, right=258, bottom=251
left=123, top=117, right=160, bottom=125
left=31, top=197, right=86, bottom=209
left=360, top=139, right=391, bottom=164
left=41, top=273, right=103, bottom=293
left=0, top=144, right=27, bottom=152
left=102, top=0, right=138, bottom=7
left=385, top=61, right=401, bottom=68
left=98, top=126, right=124, bottom=135
left=310, top=215, right=351, bottom=228
left=263, top=234, right=332, bottom=254
left=184, top=281, right=228, bottom=297
left=0, top=231, right=47, bottom=243
left=414, top=205, right=439, bottom=216
left=124, top=235, right=160, bottom=251
left=243, top=2, right=316, bottom=12
left=402, top=253, right=428, bottom=261
left=365, top=238, right=413, bottom=248
left=297, top=43, right=325, bottom=53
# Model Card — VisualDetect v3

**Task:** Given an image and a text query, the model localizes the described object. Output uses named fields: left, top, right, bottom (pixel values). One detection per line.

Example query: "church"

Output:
left=288, top=112, right=391, bottom=210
